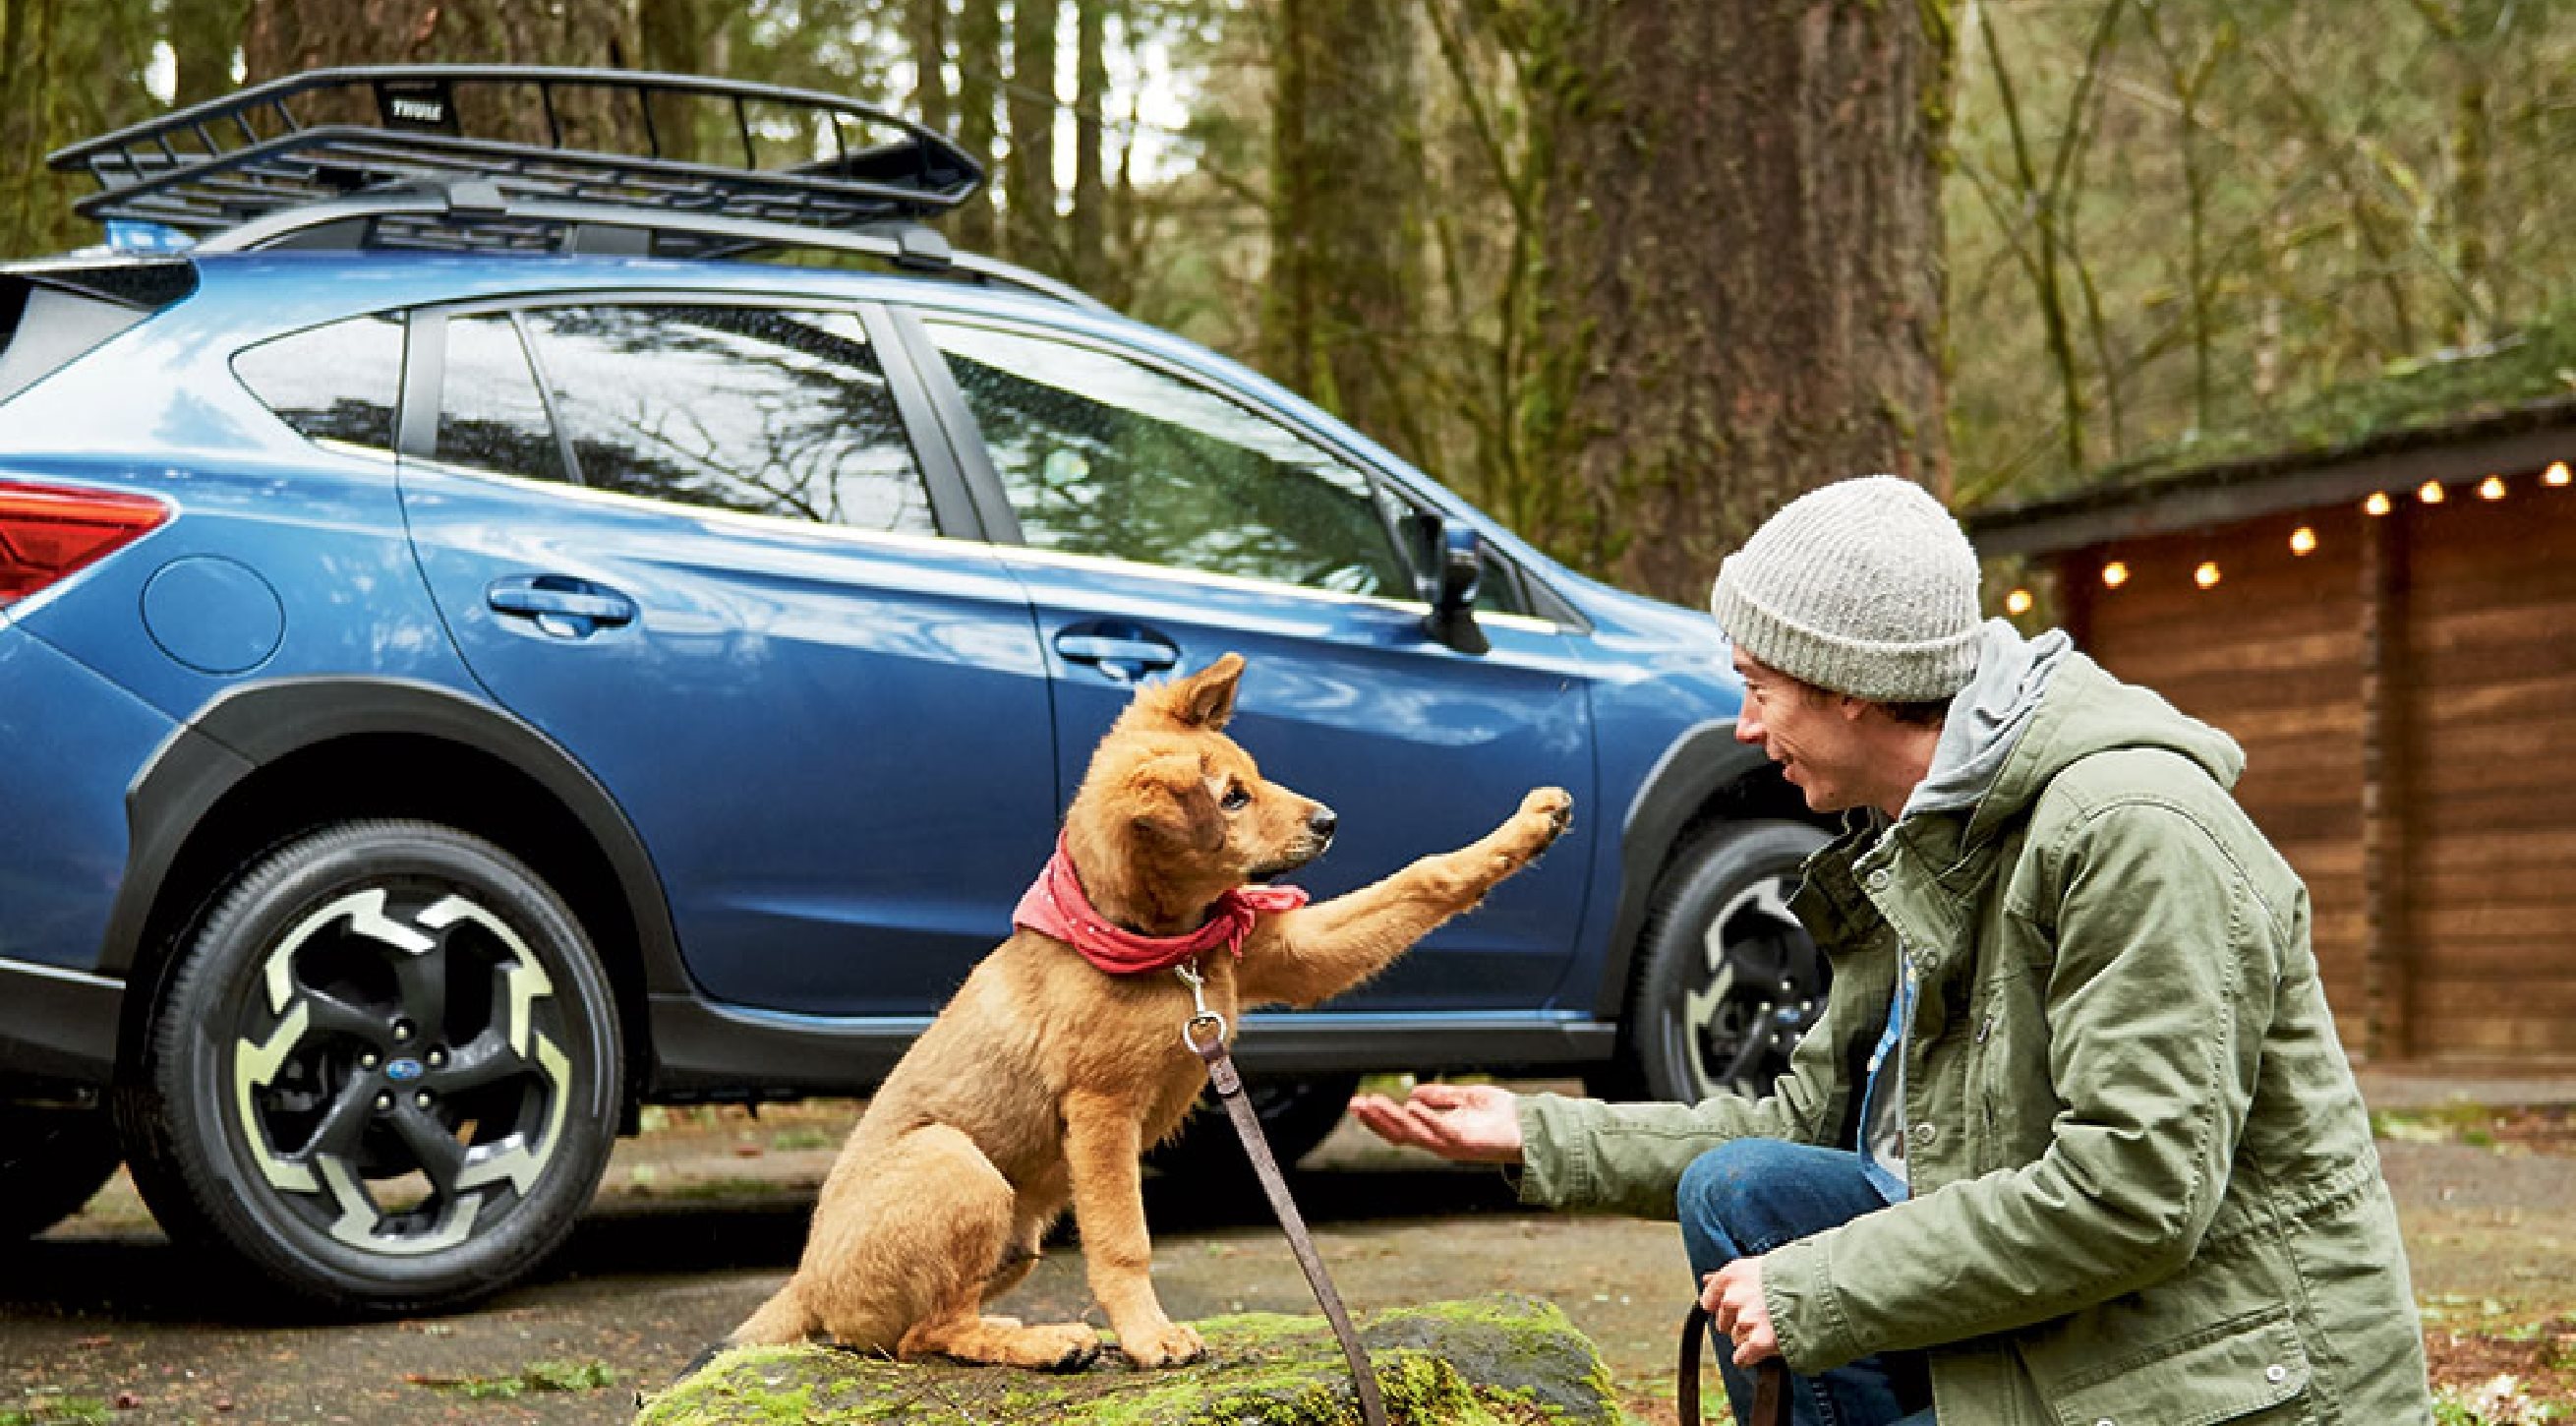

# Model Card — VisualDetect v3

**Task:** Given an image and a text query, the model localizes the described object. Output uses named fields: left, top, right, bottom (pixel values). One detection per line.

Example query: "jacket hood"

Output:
left=1962, top=646, right=2246, bottom=847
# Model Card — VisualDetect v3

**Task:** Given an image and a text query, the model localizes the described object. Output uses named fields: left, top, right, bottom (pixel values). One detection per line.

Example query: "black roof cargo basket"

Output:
left=47, top=66, right=987, bottom=261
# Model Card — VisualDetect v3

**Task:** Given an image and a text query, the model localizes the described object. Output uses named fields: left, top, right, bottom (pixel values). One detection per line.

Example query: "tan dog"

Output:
left=725, top=652, right=1571, bottom=1371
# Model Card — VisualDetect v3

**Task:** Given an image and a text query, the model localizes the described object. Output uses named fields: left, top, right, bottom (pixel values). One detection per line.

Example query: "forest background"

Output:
left=2, top=0, right=2570, bottom=607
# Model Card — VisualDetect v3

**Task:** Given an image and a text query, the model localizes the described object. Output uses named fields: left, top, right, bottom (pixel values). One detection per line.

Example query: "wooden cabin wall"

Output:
left=2398, top=479, right=2576, bottom=1059
left=2054, top=505, right=2371, bottom=1053
left=2048, top=477, right=2576, bottom=1063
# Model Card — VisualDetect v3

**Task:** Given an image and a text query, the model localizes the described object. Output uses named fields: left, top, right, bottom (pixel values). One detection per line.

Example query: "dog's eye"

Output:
left=1220, top=784, right=1252, bottom=812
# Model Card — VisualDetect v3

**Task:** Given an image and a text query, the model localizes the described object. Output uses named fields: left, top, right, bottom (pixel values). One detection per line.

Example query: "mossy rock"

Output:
left=638, top=1294, right=1619, bottom=1425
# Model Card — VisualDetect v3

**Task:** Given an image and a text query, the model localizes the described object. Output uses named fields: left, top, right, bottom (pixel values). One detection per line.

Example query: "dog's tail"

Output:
left=730, top=1282, right=817, bottom=1347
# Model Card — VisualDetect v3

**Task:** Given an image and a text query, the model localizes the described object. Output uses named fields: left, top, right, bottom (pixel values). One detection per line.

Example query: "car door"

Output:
left=902, top=311, right=1599, bottom=1013
left=394, top=296, right=1056, bottom=1015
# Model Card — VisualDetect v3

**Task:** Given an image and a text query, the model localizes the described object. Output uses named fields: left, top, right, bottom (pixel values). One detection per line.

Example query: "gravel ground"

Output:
left=4, top=1085, right=2571, bottom=1425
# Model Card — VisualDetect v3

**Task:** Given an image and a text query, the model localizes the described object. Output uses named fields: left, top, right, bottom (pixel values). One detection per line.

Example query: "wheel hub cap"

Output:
left=230, top=888, right=572, bottom=1256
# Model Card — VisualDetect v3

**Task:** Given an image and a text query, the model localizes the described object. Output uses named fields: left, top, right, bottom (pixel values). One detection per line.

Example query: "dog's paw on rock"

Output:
left=1120, top=1321, right=1208, bottom=1368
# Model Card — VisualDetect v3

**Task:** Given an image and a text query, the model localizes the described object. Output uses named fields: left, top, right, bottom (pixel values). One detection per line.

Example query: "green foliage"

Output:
left=0, top=1396, right=109, bottom=1426
left=1949, top=0, right=2576, bottom=507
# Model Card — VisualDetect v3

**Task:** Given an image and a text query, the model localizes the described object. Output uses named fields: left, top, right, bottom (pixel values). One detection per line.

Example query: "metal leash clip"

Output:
left=1174, top=961, right=1227, bottom=1052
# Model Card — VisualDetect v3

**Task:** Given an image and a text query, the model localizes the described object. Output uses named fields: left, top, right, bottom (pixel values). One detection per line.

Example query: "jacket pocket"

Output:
left=2035, top=1307, right=2312, bottom=1426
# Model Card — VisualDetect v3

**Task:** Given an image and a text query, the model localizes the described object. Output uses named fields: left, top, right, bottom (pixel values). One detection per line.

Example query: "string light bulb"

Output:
left=2480, top=476, right=2507, bottom=501
left=2195, top=562, right=2223, bottom=589
left=2547, top=461, right=2571, bottom=488
left=2419, top=481, right=2446, bottom=505
left=2365, top=492, right=2392, bottom=516
left=2005, top=588, right=2033, bottom=616
left=2101, top=561, right=2130, bottom=589
left=2289, top=526, right=2317, bottom=556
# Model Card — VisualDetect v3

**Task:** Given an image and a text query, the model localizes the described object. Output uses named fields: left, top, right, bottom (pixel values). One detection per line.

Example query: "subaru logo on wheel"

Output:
left=384, top=1058, right=425, bottom=1083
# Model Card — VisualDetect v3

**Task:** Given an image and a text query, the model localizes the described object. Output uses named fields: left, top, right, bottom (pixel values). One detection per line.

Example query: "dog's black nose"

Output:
left=1308, top=805, right=1337, bottom=838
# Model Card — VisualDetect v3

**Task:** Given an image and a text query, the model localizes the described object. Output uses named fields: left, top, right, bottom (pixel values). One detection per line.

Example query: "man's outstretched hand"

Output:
left=1347, top=1082, right=1526, bottom=1164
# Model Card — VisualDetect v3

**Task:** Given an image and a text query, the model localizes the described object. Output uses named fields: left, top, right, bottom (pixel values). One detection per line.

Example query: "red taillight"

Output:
left=0, top=481, right=170, bottom=605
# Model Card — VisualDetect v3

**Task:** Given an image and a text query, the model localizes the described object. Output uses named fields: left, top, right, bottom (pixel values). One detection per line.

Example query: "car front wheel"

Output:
left=118, top=820, right=621, bottom=1314
left=1608, top=821, right=1833, bottom=1103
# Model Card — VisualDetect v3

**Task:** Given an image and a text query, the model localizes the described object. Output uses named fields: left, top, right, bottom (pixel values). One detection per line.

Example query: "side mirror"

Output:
left=1407, top=513, right=1489, bottom=655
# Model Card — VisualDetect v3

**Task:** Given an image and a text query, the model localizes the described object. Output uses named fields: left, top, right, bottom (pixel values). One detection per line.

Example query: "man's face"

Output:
left=1731, top=650, right=1882, bottom=814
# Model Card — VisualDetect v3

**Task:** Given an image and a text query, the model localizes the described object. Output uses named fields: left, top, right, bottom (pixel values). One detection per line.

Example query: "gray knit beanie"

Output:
left=1708, top=475, right=1982, bottom=702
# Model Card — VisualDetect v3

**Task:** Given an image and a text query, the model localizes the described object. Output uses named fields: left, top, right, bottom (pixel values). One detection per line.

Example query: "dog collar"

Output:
left=1013, top=834, right=1310, bottom=977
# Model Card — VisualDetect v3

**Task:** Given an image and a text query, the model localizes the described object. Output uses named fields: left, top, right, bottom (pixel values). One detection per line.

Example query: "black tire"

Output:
left=0, top=1101, right=122, bottom=1243
left=1146, top=1073, right=1360, bottom=1183
left=116, top=820, right=622, bottom=1315
left=1598, top=821, right=1833, bottom=1103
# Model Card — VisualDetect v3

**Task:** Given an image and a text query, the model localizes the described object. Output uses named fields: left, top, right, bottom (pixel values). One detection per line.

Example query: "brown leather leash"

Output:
left=1681, top=1302, right=1792, bottom=1426
left=1180, top=967, right=1390, bottom=1426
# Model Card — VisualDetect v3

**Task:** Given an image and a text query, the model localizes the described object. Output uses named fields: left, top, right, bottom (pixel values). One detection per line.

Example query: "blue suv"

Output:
left=0, top=68, right=1825, bottom=1312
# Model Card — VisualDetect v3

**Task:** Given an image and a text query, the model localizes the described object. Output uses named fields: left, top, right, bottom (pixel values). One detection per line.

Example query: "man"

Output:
left=1354, top=475, right=2431, bottom=1424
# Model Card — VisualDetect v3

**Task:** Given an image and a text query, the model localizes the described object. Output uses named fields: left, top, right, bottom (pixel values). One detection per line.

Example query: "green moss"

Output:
left=1987, top=300, right=2576, bottom=511
left=637, top=1297, right=1616, bottom=1426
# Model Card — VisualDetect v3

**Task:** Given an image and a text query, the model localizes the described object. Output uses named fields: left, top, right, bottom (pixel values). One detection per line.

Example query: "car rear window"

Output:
left=0, top=260, right=196, bottom=408
left=233, top=315, right=406, bottom=452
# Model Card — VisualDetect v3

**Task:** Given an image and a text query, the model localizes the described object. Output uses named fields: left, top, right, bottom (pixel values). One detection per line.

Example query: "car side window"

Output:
left=925, top=321, right=1411, bottom=598
left=233, top=314, right=404, bottom=452
left=517, top=304, right=936, bottom=535
left=437, top=313, right=568, bottom=483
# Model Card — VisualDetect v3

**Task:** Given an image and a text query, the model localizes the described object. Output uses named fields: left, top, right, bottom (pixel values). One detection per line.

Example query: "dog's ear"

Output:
left=1144, top=652, right=1245, bottom=732
left=1134, top=767, right=1227, bottom=855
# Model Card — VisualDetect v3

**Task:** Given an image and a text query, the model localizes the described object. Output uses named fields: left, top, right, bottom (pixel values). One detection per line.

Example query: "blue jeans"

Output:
left=1677, top=1139, right=1937, bottom=1426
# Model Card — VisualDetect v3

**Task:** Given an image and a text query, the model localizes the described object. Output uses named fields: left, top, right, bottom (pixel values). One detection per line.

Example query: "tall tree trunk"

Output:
left=1526, top=0, right=1955, bottom=605
left=641, top=0, right=720, bottom=162
left=1263, top=0, right=1424, bottom=463
left=0, top=0, right=69, bottom=256
left=952, top=0, right=1002, bottom=250
left=169, top=0, right=248, bottom=107
left=1004, top=0, right=1058, bottom=272
left=1067, top=0, right=1107, bottom=289
left=247, top=0, right=641, bottom=148
left=908, top=0, right=950, bottom=136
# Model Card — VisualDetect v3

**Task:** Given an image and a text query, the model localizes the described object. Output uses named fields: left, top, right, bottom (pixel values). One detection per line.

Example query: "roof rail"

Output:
left=182, top=182, right=1108, bottom=311
left=46, top=66, right=989, bottom=255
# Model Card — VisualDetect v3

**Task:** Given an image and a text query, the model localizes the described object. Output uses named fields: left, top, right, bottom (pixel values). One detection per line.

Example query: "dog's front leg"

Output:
left=1062, top=1089, right=1205, bottom=1368
left=1239, top=786, right=1572, bottom=1007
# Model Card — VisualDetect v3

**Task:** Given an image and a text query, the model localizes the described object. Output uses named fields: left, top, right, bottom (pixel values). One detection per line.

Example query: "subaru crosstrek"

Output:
left=0, top=66, right=1827, bottom=1312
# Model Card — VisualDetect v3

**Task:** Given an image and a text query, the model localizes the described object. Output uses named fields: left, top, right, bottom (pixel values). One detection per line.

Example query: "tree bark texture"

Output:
left=1067, top=0, right=1107, bottom=289
left=0, top=0, right=69, bottom=256
left=1263, top=0, right=1424, bottom=464
left=952, top=0, right=1002, bottom=250
left=1004, top=0, right=1059, bottom=271
left=1528, top=0, right=1954, bottom=606
left=168, top=0, right=248, bottom=106
left=245, top=0, right=641, bottom=148
left=909, top=0, right=951, bottom=135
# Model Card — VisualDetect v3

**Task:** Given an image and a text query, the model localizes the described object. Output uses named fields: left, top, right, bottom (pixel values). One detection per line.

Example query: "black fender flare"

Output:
left=1590, top=721, right=1784, bottom=1020
left=104, top=678, right=685, bottom=997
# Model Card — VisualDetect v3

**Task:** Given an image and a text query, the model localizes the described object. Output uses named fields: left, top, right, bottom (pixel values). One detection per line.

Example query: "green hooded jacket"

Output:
left=1519, top=651, right=2432, bottom=1424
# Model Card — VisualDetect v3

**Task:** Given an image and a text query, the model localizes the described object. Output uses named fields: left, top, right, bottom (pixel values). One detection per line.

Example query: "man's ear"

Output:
left=1145, top=652, right=1245, bottom=732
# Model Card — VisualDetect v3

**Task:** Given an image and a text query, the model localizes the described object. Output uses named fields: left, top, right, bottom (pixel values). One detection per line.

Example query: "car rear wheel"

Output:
left=1601, top=821, right=1833, bottom=1103
left=0, top=1101, right=122, bottom=1244
left=118, top=820, right=621, bottom=1314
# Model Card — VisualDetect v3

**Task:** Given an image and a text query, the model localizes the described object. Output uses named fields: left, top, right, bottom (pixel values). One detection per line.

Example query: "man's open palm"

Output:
left=1348, top=1082, right=1525, bottom=1163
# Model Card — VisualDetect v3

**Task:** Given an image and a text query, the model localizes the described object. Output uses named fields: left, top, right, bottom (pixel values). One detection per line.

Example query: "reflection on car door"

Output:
left=395, top=299, right=1055, bottom=1015
left=912, top=316, right=1598, bottom=1012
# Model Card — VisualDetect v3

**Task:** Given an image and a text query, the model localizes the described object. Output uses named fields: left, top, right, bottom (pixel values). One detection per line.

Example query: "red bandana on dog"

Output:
left=1014, top=834, right=1311, bottom=977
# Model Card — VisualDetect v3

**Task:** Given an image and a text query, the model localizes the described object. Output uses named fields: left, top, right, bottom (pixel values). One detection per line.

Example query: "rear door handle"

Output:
left=487, top=575, right=636, bottom=639
left=1053, top=625, right=1180, bottom=683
